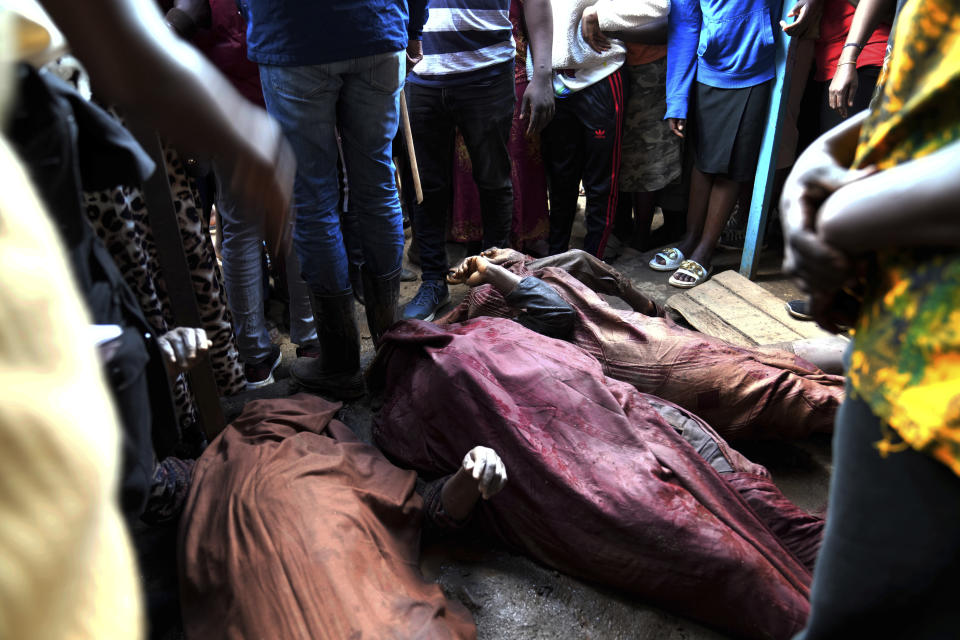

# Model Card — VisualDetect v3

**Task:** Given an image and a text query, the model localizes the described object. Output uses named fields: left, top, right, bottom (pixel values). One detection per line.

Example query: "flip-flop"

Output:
left=649, top=247, right=684, bottom=271
left=669, top=259, right=712, bottom=288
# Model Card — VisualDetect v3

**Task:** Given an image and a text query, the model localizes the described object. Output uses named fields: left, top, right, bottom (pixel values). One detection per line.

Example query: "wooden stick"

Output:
left=399, top=91, right=424, bottom=204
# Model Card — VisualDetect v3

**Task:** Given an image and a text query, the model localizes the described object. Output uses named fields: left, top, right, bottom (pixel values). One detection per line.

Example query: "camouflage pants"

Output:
left=619, top=58, right=682, bottom=193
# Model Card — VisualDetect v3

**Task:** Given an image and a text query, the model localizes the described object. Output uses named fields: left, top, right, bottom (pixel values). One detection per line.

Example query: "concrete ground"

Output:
left=219, top=211, right=832, bottom=640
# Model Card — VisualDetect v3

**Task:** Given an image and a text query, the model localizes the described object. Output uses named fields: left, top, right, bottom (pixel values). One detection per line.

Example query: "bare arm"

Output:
left=818, top=138, right=960, bottom=252
left=829, top=0, right=896, bottom=116
left=842, top=0, right=895, bottom=50
left=519, top=0, right=555, bottom=135
left=37, top=0, right=294, bottom=255
left=440, top=447, right=507, bottom=521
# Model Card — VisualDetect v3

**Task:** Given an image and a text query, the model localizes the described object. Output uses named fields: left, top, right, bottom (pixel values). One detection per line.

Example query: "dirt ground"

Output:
left=217, top=212, right=832, bottom=640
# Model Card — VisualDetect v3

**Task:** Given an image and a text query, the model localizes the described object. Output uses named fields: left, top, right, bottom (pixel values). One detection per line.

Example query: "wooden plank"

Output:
left=668, top=269, right=837, bottom=348
left=711, top=270, right=834, bottom=340
left=740, top=0, right=795, bottom=279
left=685, top=279, right=802, bottom=345
left=666, top=294, right=757, bottom=347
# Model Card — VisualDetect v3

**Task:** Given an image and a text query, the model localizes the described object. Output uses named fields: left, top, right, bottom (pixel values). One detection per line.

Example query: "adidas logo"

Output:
left=593, top=128, right=606, bottom=139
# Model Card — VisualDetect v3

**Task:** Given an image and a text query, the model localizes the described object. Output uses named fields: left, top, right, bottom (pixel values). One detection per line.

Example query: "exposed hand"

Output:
left=829, top=64, right=859, bottom=118
left=581, top=5, right=612, bottom=53
left=668, top=118, right=686, bottom=138
left=462, top=446, right=508, bottom=500
left=406, top=39, right=423, bottom=70
left=806, top=289, right=860, bottom=335
left=480, top=247, right=525, bottom=265
left=788, top=228, right=855, bottom=291
left=780, top=0, right=822, bottom=39
left=447, top=255, right=491, bottom=286
left=521, top=76, right=555, bottom=136
left=780, top=142, right=875, bottom=272
left=173, top=0, right=211, bottom=26
left=157, top=327, right=211, bottom=376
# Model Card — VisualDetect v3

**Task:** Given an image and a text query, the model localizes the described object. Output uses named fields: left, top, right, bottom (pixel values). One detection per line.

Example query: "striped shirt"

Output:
left=410, top=0, right=515, bottom=86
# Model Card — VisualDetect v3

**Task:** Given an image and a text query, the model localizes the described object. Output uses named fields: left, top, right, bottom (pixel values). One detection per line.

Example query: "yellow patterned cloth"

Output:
left=848, top=0, right=960, bottom=475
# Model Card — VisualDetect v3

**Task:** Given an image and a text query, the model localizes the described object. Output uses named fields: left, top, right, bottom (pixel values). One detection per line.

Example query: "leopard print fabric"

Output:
left=84, top=144, right=245, bottom=451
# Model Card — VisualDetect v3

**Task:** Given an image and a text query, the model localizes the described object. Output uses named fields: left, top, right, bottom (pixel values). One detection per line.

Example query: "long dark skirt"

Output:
left=691, top=80, right=773, bottom=182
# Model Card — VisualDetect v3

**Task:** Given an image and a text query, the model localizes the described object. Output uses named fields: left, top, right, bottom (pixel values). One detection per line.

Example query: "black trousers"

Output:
left=798, top=387, right=960, bottom=639
left=541, top=70, right=624, bottom=259
left=406, top=67, right=516, bottom=281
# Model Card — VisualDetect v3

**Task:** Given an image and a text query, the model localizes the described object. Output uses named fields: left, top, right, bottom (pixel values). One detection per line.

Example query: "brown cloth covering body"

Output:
left=371, top=318, right=819, bottom=640
left=178, top=394, right=475, bottom=640
left=441, top=250, right=844, bottom=441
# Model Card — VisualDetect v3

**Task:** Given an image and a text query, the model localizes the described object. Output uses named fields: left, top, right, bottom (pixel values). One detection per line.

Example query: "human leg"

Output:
left=216, top=171, right=274, bottom=366
left=651, top=165, right=712, bottom=269
left=259, top=63, right=350, bottom=295
left=798, top=392, right=960, bottom=639
left=401, top=79, right=456, bottom=321
left=541, top=99, right=585, bottom=255
left=337, top=51, right=407, bottom=339
left=283, top=246, right=318, bottom=348
left=573, top=71, right=624, bottom=259
left=670, top=174, right=742, bottom=284
left=453, top=69, right=516, bottom=251
left=628, top=190, right=658, bottom=249
left=259, top=61, right=362, bottom=396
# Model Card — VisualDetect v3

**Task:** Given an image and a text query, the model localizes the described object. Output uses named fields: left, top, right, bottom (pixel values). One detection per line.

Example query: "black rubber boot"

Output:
left=362, top=267, right=401, bottom=346
left=348, top=262, right=365, bottom=306
left=290, top=291, right=365, bottom=399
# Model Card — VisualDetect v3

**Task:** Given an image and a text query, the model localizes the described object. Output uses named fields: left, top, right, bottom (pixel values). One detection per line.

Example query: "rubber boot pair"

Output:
left=290, top=268, right=400, bottom=399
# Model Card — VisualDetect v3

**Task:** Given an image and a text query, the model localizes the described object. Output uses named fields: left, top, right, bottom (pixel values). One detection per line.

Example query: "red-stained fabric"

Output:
left=192, top=0, right=265, bottom=106
left=371, top=318, right=815, bottom=640
left=815, top=0, right=890, bottom=81
left=178, top=394, right=476, bottom=640
left=441, top=258, right=844, bottom=442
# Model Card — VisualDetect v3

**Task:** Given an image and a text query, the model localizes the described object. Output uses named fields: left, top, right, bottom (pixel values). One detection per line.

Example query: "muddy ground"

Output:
left=214, top=215, right=832, bottom=640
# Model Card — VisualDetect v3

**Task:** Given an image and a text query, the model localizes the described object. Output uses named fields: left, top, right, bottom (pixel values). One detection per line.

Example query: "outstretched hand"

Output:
left=462, top=446, right=508, bottom=500
left=157, top=327, right=212, bottom=376
left=480, top=247, right=525, bottom=265
left=447, top=255, right=491, bottom=286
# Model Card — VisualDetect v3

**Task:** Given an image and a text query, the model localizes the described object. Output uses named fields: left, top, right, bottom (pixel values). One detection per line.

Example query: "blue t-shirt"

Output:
left=242, top=0, right=429, bottom=66
left=408, top=0, right=515, bottom=88
left=666, top=0, right=779, bottom=120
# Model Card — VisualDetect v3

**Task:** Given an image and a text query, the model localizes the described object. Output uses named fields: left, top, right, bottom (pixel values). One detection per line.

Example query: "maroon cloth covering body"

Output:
left=440, top=255, right=844, bottom=441
left=371, top=318, right=818, bottom=640
left=178, top=394, right=476, bottom=640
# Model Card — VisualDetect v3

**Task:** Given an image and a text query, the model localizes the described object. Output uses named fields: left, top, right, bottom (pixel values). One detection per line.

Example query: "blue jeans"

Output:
left=216, top=172, right=317, bottom=364
left=259, top=51, right=405, bottom=296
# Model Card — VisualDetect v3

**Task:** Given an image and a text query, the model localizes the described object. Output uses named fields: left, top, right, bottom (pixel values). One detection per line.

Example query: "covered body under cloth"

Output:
left=370, top=317, right=823, bottom=639
left=441, top=250, right=844, bottom=441
left=178, top=394, right=476, bottom=640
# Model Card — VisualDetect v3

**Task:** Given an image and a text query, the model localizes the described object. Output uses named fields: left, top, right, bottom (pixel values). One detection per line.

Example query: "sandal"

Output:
left=669, top=260, right=712, bottom=288
left=649, top=247, right=684, bottom=272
